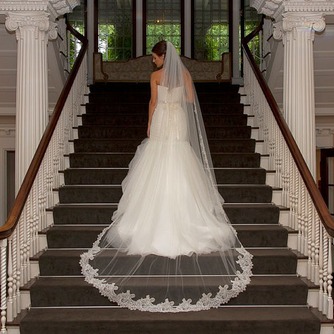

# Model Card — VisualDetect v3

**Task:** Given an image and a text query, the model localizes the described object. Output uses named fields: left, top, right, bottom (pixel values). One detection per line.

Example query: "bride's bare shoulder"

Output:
left=150, top=68, right=163, bottom=85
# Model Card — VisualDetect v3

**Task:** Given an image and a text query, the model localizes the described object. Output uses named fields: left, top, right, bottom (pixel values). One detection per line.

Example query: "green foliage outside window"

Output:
left=69, top=23, right=84, bottom=69
left=99, top=24, right=116, bottom=60
left=146, top=24, right=181, bottom=55
left=205, top=23, right=229, bottom=61
left=98, top=21, right=132, bottom=61
left=245, top=21, right=261, bottom=65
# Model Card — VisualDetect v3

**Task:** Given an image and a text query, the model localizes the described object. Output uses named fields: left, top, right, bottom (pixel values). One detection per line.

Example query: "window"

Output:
left=242, top=0, right=263, bottom=65
left=66, top=3, right=85, bottom=69
left=145, top=0, right=182, bottom=55
left=194, top=0, right=230, bottom=61
left=205, top=23, right=229, bottom=60
left=98, top=0, right=134, bottom=61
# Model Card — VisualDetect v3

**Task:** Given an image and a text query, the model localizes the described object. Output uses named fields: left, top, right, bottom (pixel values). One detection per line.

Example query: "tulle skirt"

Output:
left=80, top=102, right=253, bottom=312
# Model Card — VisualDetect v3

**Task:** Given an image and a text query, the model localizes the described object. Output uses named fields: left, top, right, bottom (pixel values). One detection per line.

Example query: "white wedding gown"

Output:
left=80, top=85, right=253, bottom=312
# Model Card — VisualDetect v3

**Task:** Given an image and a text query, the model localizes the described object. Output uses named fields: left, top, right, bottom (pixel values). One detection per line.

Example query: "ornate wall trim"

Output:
left=316, top=125, right=334, bottom=148
left=251, top=0, right=334, bottom=23
left=0, top=0, right=80, bottom=20
left=0, top=125, right=15, bottom=138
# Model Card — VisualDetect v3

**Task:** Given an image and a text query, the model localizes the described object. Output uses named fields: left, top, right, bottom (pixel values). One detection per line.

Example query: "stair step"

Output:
left=89, top=82, right=240, bottom=93
left=29, top=276, right=308, bottom=307
left=68, top=152, right=261, bottom=168
left=209, top=139, right=256, bottom=153
left=19, top=307, right=321, bottom=334
left=57, top=184, right=273, bottom=204
left=52, top=203, right=281, bottom=225
left=77, top=125, right=252, bottom=140
left=88, top=92, right=241, bottom=104
left=45, top=224, right=288, bottom=248
left=85, top=102, right=246, bottom=114
left=63, top=167, right=266, bottom=185
left=36, top=248, right=298, bottom=276
left=17, top=82, right=326, bottom=333
left=81, top=113, right=248, bottom=127
left=72, top=138, right=257, bottom=153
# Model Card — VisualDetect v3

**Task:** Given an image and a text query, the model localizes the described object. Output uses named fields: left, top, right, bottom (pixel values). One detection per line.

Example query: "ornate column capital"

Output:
left=282, top=12, right=326, bottom=33
left=5, top=11, right=57, bottom=40
left=271, top=12, right=326, bottom=41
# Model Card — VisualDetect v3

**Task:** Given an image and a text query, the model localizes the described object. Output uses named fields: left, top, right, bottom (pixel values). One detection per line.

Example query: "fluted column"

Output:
left=274, top=13, right=325, bottom=177
left=250, top=0, right=334, bottom=179
left=5, top=12, right=57, bottom=192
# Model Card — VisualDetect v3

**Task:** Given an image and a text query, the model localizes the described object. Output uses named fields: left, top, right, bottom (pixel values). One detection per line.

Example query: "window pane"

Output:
left=243, top=0, right=262, bottom=64
left=146, top=0, right=181, bottom=55
left=98, top=0, right=133, bottom=61
left=67, top=4, right=85, bottom=68
left=194, top=0, right=229, bottom=61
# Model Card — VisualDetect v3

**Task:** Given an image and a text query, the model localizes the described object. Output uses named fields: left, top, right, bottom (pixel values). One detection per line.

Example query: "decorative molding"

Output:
left=251, top=0, right=334, bottom=23
left=250, top=0, right=284, bottom=21
left=6, top=11, right=49, bottom=31
left=285, top=1, right=334, bottom=14
left=316, top=127, right=334, bottom=135
left=0, top=126, right=15, bottom=137
left=272, top=12, right=326, bottom=40
left=47, top=0, right=79, bottom=19
left=282, top=13, right=326, bottom=33
left=5, top=11, right=58, bottom=40
left=0, top=0, right=80, bottom=19
left=273, top=20, right=283, bottom=39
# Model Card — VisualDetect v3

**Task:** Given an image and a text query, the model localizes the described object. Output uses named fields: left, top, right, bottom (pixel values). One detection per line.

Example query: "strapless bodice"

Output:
left=157, top=85, right=183, bottom=104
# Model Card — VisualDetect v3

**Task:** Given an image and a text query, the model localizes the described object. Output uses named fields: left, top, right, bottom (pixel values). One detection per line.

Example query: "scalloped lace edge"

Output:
left=80, top=226, right=253, bottom=313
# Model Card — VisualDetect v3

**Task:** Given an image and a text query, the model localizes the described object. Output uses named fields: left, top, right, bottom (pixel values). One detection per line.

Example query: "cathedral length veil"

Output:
left=80, top=41, right=253, bottom=312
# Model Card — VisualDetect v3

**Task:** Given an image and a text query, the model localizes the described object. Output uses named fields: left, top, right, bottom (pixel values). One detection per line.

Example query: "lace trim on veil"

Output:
left=80, top=227, right=253, bottom=313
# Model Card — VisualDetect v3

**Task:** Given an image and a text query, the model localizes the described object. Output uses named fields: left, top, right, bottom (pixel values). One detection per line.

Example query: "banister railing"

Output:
left=0, top=22, right=88, bottom=332
left=242, top=22, right=333, bottom=319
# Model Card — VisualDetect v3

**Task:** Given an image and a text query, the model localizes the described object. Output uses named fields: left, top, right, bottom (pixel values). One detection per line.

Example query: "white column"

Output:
left=5, top=12, right=57, bottom=192
left=279, top=13, right=325, bottom=178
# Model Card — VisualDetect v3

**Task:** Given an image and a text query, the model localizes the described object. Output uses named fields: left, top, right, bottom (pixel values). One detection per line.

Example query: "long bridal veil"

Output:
left=80, top=41, right=253, bottom=312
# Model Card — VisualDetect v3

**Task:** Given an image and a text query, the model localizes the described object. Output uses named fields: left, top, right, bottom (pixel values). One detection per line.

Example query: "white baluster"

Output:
left=0, top=239, right=7, bottom=334
left=300, top=183, right=307, bottom=255
left=322, top=230, right=328, bottom=315
left=327, top=235, right=333, bottom=319
left=319, top=224, right=323, bottom=311
left=26, top=197, right=32, bottom=282
left=314, top=214, right=320, bottom=285
left=310, top=207, right=316, bottom=283
left=307, top=195, right=312, bottom=280
left=32, top=185, right=38, bottom=255
left=6, top=237, right=13, bottom=322
left=20, top=211, right=28, bottom=285
left=47, top=147, right=54, bottom=207
left=11, top=230, right=17, bottom=318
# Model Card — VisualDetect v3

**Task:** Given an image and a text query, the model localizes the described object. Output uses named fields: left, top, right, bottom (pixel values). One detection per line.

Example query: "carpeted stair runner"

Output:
left=18, top=82, right=321, bottom=334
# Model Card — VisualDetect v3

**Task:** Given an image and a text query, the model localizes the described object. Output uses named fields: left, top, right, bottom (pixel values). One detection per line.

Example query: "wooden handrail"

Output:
left=0, top=23, right=88, bottom=240
left=242, top=23, right=334, bottom=236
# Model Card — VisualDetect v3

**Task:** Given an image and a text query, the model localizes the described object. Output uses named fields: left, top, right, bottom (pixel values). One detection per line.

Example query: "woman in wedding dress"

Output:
left=80, top=41, right=253, bottom=312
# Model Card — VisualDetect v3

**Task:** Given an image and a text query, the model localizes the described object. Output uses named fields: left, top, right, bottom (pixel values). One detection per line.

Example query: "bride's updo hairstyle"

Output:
left=152, top=40, right=167, bottom=57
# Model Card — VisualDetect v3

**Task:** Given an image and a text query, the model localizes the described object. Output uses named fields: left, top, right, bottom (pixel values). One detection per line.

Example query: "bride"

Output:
left=80, top=40, right=253, bottom=312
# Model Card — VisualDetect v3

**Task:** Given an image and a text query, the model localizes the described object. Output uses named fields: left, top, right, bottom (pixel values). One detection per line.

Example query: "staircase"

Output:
left=18, top=82, right=323, bottom=333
